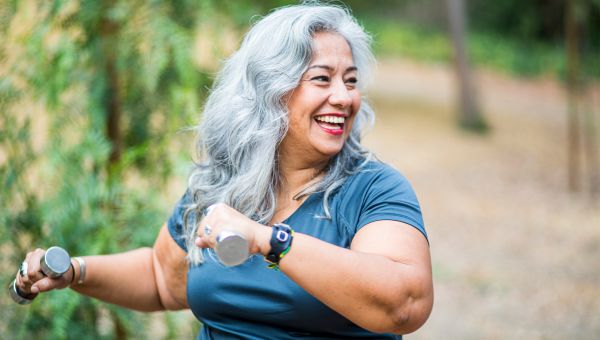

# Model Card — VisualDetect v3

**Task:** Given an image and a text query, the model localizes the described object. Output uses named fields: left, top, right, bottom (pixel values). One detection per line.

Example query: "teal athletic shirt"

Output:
left=167, top=161, right=427, bottom=339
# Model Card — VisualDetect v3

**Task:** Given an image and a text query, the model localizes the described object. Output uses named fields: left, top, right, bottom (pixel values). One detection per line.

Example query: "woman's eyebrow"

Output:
left=307, top=65, right=357, bottom=73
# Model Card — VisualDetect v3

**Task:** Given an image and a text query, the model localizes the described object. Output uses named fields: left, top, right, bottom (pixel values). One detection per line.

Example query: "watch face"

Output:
left=276, top=230, right=290, bottom=243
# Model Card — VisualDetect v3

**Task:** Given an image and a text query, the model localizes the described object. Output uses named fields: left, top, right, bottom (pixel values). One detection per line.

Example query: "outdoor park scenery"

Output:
left=1, top=1, right=599, bottom=339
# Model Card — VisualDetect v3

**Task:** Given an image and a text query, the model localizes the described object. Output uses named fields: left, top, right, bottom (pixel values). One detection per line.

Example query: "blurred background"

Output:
left=1, top=0, right=598, bottom=339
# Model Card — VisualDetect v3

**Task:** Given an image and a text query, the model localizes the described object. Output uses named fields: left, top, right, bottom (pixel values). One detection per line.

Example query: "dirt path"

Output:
left=364, top=59, right=600, bottom=339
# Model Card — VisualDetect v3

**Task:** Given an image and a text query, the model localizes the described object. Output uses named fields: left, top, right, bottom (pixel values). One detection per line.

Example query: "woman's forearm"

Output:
left=70, top=248, right=165, bottom=312
left=277, top=231, right=433, bottom=334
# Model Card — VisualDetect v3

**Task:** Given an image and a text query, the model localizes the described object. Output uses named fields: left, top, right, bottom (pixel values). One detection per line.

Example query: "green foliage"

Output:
left=0, top=0, right=230, bottom=338
left=468, top=0, right=565, bottom=43
left=362, top=17, right=600, bottom=79
left=366, top=20, right=451, bottom=64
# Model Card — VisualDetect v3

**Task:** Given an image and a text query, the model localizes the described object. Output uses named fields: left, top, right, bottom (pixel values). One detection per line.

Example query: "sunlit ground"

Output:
left=365, top=58, right=600, bottom=339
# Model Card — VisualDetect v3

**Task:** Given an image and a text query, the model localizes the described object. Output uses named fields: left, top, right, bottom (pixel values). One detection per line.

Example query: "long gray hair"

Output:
left=184, top=2, right=376, bottom=264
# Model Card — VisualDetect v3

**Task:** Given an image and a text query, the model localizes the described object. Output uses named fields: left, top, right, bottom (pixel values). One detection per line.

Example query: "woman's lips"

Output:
left=314, top=114, right=346, bottom=136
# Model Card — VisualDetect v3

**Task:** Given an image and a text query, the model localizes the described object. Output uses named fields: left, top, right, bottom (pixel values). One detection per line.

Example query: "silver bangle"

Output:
left=73, top=257, right=86, bottom=284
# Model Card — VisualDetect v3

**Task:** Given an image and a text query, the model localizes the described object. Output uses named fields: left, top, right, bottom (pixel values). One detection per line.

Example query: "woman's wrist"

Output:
left=255, top=226, right=273, bottom=256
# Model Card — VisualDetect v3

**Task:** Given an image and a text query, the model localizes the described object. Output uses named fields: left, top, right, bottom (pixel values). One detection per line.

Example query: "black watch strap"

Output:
left=266, top=223, right=293, bottom=265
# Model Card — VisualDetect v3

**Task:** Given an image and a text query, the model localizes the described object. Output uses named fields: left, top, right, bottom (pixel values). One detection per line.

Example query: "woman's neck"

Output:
left=277, top=150, right=328, bottom=200
left=279, top=163, right=324, bottom=198
left=269, top=160, right=325, bottom=225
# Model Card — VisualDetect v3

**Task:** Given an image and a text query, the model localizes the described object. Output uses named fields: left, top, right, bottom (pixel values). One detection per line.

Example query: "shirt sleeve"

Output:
left=355, top=164, right=427, bottom=241
left=167, top=191, right=192, bottom=251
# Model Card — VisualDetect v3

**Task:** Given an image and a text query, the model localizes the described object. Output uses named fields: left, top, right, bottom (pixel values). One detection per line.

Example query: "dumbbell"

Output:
left=215, top=231, right=249, bottom=267
left=9, top=246, right=71, bottom=305
left=203, top=205, right=249, bottom=267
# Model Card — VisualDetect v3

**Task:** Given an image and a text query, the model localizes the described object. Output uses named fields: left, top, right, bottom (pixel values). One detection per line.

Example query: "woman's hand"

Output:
left=14, top=248, right=74, bottom=296
left=195, top=203, right=271, bottom=256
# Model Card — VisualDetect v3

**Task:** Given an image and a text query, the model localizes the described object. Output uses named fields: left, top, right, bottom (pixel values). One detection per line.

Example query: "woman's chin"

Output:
left=314, top=142, right=345, bottom=159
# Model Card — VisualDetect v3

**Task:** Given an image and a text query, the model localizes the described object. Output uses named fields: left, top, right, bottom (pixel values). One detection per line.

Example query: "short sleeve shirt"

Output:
left=168, top=161, right=427, bottom=339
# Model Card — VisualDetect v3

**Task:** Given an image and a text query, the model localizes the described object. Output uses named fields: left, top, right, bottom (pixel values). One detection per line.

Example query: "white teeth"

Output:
left=316, top=116, right=345, bottom=124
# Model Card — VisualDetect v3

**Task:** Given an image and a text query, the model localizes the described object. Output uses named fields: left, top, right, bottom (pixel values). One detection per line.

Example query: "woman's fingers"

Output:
left=194, top=235, right=210, bottom=248
left=17, top=261, right=30, bottom=286
left=203, top=203, right=217, bottom=217
left=196, top=203, right=263, bottom=254
left=26, top=249, right=46, bottom=280
left=15, top=248, right=72, bottom=295
left=197, top=203, right=225, bottom=247
left=196, top=222, right=217, bottom=248
left=16, top=249, right=45, bottom=294
left=31, top=275, right=70, bottom=293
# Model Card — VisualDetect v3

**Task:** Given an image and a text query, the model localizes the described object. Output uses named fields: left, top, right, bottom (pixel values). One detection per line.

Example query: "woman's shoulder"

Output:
left=344, top=160, right=409, bottom=190
left=338, top=160, right=425, bottom=238
left=335, top=159, right=416, bottom=212
left=166, top=190, right=195, bottom=251
left=361, top=160, right=401, bottom=174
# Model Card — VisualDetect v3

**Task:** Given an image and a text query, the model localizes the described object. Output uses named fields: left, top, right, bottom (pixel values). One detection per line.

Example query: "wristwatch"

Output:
left=265, top=223, right=293, bottom=265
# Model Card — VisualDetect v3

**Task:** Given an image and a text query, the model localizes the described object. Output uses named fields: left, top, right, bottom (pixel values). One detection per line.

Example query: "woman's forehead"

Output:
left=309, top=32, right=355, bottom=70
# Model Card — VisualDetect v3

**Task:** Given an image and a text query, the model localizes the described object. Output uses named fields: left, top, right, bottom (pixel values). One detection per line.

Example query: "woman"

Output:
left=14, top=3, right=433, bottom=339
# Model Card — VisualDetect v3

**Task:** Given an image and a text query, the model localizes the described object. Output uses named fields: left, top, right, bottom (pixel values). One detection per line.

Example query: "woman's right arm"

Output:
left=15, top=224, right=188, bottom=312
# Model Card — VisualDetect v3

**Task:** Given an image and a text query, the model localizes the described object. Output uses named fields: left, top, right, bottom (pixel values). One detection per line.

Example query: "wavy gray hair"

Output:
left=183, top=2, right=376, bottom=264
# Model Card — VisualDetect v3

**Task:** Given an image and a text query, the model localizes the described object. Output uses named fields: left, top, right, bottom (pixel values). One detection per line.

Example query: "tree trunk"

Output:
left=583, top=87, right=600, bottom=199
left=100, top=14, right=122, bottom=168
left=100, top=12, right=126, bottom=338
left=565, top=0, right=582, bottom=192
left=446, top=0, right=487, bottom=132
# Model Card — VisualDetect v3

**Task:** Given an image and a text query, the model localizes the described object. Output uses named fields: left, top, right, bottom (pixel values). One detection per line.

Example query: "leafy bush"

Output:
left=0, top=1, right=219, bottom=338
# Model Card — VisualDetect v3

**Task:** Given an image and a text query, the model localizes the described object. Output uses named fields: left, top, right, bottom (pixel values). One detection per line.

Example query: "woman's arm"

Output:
left=197, top=204, right=433, bottom=335
left=279, top=221, right=433, bottom=334
left=16, top=224, right=188, bottom=312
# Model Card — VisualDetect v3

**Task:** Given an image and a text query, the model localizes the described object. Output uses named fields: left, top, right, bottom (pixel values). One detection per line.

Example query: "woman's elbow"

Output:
left=389, top=291, right=434, bottom=335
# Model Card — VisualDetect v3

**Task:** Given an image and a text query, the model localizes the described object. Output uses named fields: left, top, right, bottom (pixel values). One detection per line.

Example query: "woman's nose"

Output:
left=328, top=80, right=352, bottom=108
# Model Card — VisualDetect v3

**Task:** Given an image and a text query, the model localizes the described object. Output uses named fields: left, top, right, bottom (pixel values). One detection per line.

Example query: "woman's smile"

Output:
left=314, top=113, right=347, bottom=136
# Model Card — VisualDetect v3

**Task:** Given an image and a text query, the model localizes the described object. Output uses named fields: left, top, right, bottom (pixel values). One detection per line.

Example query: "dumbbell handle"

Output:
left=9, top=246, right=71, bottom=305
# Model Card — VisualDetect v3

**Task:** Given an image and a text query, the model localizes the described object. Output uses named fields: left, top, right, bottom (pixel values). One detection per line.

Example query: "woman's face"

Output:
left=281, top=32, right=361, bottom=164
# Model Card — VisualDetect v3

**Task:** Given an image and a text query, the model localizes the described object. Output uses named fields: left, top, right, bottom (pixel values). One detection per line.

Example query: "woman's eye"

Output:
left=345, top=77, right=358, bottom=88
left=311, top=75, right=330, bottom=82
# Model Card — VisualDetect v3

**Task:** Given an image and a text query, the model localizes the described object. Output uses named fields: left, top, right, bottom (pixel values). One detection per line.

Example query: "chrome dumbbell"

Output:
left=9, top=246, right=71, bottom=305
left=215, top=231, right=249, bottom=267
left=203, top=205, right=249, bottom=267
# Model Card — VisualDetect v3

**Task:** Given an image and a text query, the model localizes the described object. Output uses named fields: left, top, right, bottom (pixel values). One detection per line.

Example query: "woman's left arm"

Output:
left=278, top=220, right=433, bottom=335
left=197, top=205, right=433, bottom=335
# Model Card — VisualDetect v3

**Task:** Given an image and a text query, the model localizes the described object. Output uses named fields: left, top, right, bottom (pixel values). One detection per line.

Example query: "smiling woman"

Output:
left=12, top=2, right=433, bottom=339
